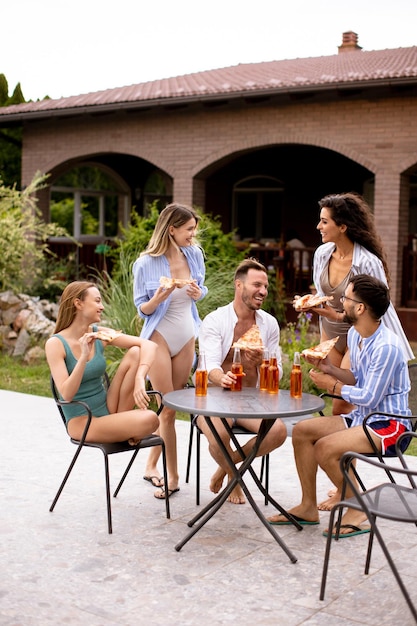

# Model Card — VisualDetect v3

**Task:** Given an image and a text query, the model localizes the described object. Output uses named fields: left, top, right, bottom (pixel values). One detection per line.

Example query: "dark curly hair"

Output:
left=318, top=192, right=390, bottom=283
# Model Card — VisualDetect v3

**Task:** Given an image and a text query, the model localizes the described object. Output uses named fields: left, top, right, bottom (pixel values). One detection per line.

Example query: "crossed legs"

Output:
left=196, top=415, right=286, bottom=504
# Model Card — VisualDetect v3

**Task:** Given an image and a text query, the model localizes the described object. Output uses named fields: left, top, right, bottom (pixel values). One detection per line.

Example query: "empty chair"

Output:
left=50, top=376, right=170, bottom=532
left=320, top=431, right=417, bottom=621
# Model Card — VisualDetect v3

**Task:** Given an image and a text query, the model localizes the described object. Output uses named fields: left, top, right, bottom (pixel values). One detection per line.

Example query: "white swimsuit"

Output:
left=156, top=286, right=194, bottom=356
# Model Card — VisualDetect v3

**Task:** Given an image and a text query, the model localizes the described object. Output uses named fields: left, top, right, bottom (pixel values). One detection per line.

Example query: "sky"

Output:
left=2, top=0, right=417, bottom=102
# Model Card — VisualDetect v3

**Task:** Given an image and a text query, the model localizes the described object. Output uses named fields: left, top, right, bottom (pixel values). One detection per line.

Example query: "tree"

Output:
left=0, top=73, right=25, bottom=188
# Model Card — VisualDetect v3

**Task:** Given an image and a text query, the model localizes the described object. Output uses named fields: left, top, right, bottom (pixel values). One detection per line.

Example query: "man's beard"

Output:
left=343, top=311, right=357, bottom=325
left=242, top=291, right=262, bottom=310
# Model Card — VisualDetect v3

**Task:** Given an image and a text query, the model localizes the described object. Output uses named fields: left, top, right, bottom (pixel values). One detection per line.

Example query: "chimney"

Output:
left=338, top=31, right=362, bottom=53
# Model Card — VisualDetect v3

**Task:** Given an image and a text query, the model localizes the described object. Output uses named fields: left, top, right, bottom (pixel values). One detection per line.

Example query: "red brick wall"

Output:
left=21, top=94, right=417, bottom=305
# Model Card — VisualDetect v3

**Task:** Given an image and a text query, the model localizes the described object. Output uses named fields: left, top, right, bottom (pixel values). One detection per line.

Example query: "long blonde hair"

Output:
left=55, top=281, right=96, bottom=333
left=141, top=203, right=200, bottom=257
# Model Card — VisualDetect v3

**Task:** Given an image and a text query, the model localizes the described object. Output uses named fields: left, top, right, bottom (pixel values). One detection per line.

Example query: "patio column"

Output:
left=373, top=171, right=408, bottom=305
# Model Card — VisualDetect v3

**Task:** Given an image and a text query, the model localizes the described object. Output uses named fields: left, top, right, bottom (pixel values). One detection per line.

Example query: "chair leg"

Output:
left=160, top=440, right=171, bottom=519
left=320, top=502, right=341, bottom=600
left=49, top=443, right=84, bottom=512
left=113, top=448, right=140, bottom=498
left=196, top=425, right=201, bottom=505
left=185, top=415, right=195, bottom=484
left=264, top=454, right=269, bottom=506
left=103, top=453, right=113, bottom=534
left=370, top=524, right=417, bottom=621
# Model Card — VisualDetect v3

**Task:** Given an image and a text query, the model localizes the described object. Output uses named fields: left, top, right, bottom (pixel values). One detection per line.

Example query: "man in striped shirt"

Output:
left=267, top=274, right=412, bottom=536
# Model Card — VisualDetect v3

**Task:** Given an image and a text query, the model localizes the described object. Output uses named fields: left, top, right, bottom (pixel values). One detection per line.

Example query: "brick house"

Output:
left=1, top=32, right=417, bottom=337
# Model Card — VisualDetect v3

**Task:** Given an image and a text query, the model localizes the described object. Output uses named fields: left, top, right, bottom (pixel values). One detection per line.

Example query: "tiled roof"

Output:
left=1, top=46, right=417, bottom=120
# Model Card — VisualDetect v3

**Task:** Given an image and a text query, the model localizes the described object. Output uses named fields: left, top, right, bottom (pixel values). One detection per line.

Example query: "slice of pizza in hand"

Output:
left=301, top=336, right=339, bottom=360
left=160, top=276, right=195, bottom=289
left=94, top=328, right=123, bottom=343
left=293, top=293, right=334, bottom=311
left=232, top=325, right=264, bottom=350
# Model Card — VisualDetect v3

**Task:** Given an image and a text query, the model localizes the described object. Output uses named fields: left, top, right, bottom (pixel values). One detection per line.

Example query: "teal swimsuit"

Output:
left=53, top=332, right=109, bottom=423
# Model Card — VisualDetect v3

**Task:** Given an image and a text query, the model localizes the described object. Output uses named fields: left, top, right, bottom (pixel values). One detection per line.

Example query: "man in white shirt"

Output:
left=196, top=258, right=287, bottom=504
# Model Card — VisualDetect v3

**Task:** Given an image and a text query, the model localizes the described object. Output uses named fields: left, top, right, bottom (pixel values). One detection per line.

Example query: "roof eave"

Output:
left=0, top=75, right=416, bottom=124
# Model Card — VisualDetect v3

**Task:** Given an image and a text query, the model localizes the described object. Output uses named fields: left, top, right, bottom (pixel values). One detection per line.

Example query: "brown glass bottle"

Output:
left=267, top=352, right=279, bottom=394
left=259, top=348, right=270, bottom=391
left=231, top=346, right=243, bottom=391
left=290, top=351, right=302, bottom=398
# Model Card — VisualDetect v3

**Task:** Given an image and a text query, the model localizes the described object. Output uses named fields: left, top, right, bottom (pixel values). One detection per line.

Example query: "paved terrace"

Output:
left=1, top=389, right=417, bottom=626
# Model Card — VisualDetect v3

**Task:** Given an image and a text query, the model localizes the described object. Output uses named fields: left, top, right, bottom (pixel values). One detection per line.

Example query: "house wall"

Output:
left=21, top=94, right=417, bottom=306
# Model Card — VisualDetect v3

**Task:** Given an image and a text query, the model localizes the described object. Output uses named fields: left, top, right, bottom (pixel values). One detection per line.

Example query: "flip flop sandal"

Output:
left=154, top=487, right=180, bottom=499
left=323, top=523, right=371, bottom=538
left=143, top=475, right=164, bottom=488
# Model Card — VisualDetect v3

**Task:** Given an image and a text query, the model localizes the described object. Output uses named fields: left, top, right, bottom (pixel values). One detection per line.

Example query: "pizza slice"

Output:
left=293, top=293, right=334, bottom=311
left=232, top=324, right=264, bottom=350
left=301, top=336, right=339, bottom=360
left=94, top=328, right=123, bottom=343
left=160, top=276, right=195, bottom=289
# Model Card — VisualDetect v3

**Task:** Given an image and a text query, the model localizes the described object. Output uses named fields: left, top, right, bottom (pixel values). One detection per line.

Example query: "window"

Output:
left=50, top=166, right=128, bottom=239
left=232, top=176, right=284, bottom=241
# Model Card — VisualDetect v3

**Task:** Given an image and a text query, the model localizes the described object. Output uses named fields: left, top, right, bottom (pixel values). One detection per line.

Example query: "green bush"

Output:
left=279, top=312, right=320, bottom=394
left=0, top=172, right=68, bottom=293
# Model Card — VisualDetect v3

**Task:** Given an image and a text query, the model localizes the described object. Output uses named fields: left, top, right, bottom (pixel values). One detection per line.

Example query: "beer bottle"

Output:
left=259, top=347, right=270, bottom=391
left=290, top=351, right=302, bottom=398
left=231, top=346, right=243, bottom=391
left=195, top=351, right=208, bottom=397
left=267, top=351, right=279, bottom=394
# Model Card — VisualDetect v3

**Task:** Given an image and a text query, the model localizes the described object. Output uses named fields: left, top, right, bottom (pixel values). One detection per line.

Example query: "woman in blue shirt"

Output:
left=133, top=204, right=207, bottom=498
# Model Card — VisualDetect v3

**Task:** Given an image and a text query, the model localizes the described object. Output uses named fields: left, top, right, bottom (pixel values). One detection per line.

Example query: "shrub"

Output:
left=279, top=312, right=321, bottom=394
left=0, top=172, right=68, bottom=293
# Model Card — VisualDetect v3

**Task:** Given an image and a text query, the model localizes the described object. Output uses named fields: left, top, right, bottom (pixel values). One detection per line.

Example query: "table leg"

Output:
left=175, top=416, right=298, bottom=563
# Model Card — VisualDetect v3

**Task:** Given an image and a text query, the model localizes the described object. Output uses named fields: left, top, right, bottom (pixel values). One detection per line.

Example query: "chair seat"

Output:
left=347, top=482, right=417, bottom=522
left=69, top=434, right=165, bottom=455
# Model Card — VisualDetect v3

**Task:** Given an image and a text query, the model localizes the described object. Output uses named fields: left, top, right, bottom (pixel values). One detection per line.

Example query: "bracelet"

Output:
left=332, top=379, right=338, bottom=394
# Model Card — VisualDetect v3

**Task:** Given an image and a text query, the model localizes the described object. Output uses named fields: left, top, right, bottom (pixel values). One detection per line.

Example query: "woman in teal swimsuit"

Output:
left=45, top=281, right=159, bottom=445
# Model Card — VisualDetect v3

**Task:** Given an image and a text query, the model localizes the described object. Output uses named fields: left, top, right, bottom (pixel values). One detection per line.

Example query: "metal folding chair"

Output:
left=50, top=375, right=170, bottom=532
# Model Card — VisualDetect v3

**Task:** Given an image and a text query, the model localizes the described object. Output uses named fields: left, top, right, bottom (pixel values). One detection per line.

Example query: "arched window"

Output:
left=232, top=176, right=284, bottom=241
left=50, top=165, right=129, bottom=240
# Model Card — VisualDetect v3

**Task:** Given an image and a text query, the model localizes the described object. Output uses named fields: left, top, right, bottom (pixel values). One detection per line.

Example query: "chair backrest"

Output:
left=408, top=363, right=417, bottom=416
left=50, top=376, right=67, bottom=428
left=50, top=373, right=110, bottom=430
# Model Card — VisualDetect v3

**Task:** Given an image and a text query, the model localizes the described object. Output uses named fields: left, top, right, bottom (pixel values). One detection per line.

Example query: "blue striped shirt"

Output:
left=132, top=245, right=207, bottom=340
left=341, top=323, right=411, bottom=428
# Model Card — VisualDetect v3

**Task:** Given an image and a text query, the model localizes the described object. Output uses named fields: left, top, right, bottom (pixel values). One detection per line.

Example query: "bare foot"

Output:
left=318, top=491, right=341, bottom=511
left=267, top=505, right=319, bottom=524
left=128, top=437, right=141, bottom=445
left=328, top=487, right=337, bottom=497
left=227, top=484, right=246, bottom=504
left=210, top=466, right=226, bottom=494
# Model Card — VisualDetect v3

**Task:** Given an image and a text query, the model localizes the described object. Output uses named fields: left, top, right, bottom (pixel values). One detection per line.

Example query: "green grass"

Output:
left=0, top=353, right=51, bottom=397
